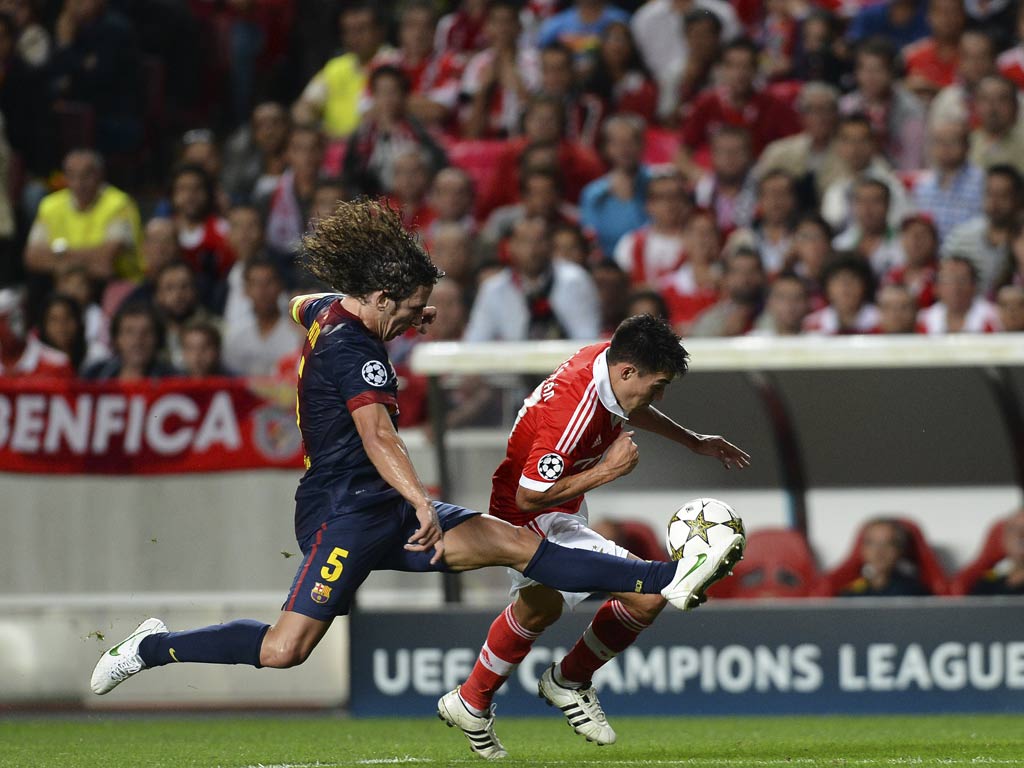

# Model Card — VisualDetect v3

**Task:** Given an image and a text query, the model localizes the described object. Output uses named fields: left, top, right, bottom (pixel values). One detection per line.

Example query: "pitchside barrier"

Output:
left=350, top=601, right=1024, bottom=716
left=1, top=335, right=1023, bottom=707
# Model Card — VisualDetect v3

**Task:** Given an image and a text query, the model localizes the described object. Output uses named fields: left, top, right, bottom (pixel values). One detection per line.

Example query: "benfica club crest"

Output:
left=310, top=582, right=332, bottom=604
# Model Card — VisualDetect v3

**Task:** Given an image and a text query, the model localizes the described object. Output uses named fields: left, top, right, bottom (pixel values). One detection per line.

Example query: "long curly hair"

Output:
left=300, top=199, right=443, bottom=300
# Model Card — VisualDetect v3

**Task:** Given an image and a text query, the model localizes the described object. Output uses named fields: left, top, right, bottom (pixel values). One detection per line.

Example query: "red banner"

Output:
left=0, top=378, right=304, bottom=474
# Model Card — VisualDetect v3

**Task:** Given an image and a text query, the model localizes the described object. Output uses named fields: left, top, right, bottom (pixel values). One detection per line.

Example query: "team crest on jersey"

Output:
left=310, top=582, right=332, bottom=604
left=537, top=452, right=564, bottom=481
left=361, top=360, right=389, bottom=387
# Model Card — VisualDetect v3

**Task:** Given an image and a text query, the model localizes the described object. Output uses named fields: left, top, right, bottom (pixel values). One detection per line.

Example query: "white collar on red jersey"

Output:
left=593, top=349, right=628, bottom=420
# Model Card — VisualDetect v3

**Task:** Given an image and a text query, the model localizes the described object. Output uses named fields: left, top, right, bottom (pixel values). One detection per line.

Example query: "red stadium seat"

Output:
left=616, top=520, right=669, bottom=562
left=813, top=518, right=949, bottom=597
left=949, top=519, right=1007, bottom=596
left=708, top=528, right=820, bottom=599
left=444, top=139, right=509, bottom=216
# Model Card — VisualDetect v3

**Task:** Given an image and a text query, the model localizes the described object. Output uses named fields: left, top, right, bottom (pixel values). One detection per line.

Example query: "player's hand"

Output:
left=417, top=306, right=437, bottom=335
left=600, top=430, right=639, bottom=479
left=695, top=435, right=751, bottom=470
left=407, top=501, right=445, bottom=565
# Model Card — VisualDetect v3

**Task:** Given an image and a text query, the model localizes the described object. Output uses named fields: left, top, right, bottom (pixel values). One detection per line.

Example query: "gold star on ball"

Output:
left=685, top=509, right=717, bottom=545
left=722, top=516, right=745, bottom=536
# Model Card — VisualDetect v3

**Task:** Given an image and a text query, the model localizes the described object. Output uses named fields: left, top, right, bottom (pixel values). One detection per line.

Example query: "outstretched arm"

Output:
left=629, top=405, right=751, bottom=470
left=352, top=402, right=444, bottom=564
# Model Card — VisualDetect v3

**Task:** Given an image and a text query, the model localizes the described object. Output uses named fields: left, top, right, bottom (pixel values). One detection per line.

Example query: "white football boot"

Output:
left=437, top=687, right=508, bottom=760
left=538, top=663, right=616, bottom=745
left=90, top=617, right=168, bottom=694
left=661, top=533, right=745, bottom=610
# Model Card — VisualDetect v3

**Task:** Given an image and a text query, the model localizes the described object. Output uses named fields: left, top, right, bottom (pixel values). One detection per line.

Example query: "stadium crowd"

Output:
left=1, top=0, right=1024, bottom=395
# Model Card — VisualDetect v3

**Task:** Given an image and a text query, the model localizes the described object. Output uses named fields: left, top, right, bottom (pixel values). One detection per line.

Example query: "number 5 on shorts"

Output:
left=320, top=547, right=349, bottom=582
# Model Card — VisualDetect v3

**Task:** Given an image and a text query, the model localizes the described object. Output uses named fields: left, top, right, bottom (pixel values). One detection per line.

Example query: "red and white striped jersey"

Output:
left=490, top=341, right=628, bottom=527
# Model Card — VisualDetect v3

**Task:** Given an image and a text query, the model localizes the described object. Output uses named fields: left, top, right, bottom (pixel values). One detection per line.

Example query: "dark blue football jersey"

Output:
left=290, top=294, right=402, bottom=541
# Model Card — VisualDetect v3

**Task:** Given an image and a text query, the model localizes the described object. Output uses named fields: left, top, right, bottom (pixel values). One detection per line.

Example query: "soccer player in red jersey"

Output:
left=89, top=202, right=739, bottom=714
left=439, top=313, right=750, bottom=757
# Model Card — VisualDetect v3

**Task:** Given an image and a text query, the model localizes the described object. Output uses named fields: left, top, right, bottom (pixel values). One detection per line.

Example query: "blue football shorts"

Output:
left=282, top=499, right=479, bottom=620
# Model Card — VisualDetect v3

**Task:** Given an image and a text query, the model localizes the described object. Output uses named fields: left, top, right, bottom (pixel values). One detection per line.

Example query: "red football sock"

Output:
left=558, top=599, right=650, bottom=685
left=460, top=604, right=541, bottom=712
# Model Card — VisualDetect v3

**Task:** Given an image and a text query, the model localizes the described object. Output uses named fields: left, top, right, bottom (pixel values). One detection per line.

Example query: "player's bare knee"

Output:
left=504, top=526, right=543, bottom=570
left=616, top=592, right=666, bottom=624
left=260, top=639, right=311, bottom=669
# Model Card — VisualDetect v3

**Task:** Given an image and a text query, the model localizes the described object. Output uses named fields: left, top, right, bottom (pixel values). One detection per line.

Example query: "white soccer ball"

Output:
left=666, top=497, right=745, bottom=561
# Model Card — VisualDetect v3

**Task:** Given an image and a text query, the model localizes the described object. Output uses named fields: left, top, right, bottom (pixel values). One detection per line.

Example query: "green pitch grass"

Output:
left=0, top=714, right=1020, bottom=768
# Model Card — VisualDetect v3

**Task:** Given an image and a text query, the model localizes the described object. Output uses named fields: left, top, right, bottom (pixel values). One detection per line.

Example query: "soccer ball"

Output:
left=666, top=498, right=745, bottom=561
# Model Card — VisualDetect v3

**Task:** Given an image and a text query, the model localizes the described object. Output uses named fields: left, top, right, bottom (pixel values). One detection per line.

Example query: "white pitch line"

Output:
left=238, top=759, right=1022, bottom=768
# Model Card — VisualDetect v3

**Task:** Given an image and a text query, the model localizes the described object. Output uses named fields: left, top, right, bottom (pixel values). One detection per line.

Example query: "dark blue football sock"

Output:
left=138, top=620, right=270, bottom=669
left=523, top=539, right=676, bottom=594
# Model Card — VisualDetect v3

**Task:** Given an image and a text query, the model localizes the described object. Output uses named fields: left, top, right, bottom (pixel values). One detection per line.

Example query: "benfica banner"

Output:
left=0, top=378, right=304, bottom=474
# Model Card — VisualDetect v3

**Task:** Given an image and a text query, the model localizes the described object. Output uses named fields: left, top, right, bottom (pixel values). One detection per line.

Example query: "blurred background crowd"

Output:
left=2, top=0, right=1024, bottom=397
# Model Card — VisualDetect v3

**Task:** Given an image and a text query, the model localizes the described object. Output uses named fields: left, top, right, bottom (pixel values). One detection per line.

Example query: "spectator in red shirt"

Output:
left=902, top=0, right=966, bottom=91
left=170, top=165, right=234, bottom=312
left=887, top=214, right=939, bottom=309
left=802, top=253, right=879, bottom=335
left=480, top=95, right=605, bottom=215
left=436, top=0, right=489, bottom=56
left=0, top=287, right=73, bottom=378
left=678, top=38, right=801, bottom=180
left=342, top=66, right=448, bottom=199
left=658, top=209, right=722, bottom=333
left=370, top=0, right=465, bottom=130
left=583, top=21, right=657, bottom=125
left=459, top=0, right=539, bottom=139
left=613, top=171, right=691, bottom=287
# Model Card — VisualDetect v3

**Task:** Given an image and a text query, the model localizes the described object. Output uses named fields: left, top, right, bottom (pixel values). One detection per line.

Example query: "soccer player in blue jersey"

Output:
left=90, top=201, right=743, bottom=717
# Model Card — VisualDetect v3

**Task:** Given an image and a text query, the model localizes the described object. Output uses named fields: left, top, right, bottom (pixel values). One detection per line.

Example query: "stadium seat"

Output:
left=949, top=519, right=1007, bottom=596
left=813, top=518, right=949, bottom=597
left=444, top=140, right=508, bottom=216
left=707, top=528, right=820, bottom=599
left=616, top=520, right=669, bottom=562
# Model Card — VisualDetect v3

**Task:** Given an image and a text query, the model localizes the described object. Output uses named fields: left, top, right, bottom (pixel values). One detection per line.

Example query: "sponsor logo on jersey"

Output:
left=362, top=360, right=389, bottom=387
left=311, top=582, right=332, bottom=604
left=537, top=452, right=564, bottom=481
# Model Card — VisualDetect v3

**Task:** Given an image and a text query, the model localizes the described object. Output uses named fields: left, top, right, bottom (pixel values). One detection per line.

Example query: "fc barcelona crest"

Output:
left=310, top=582, right=332, bottom=604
